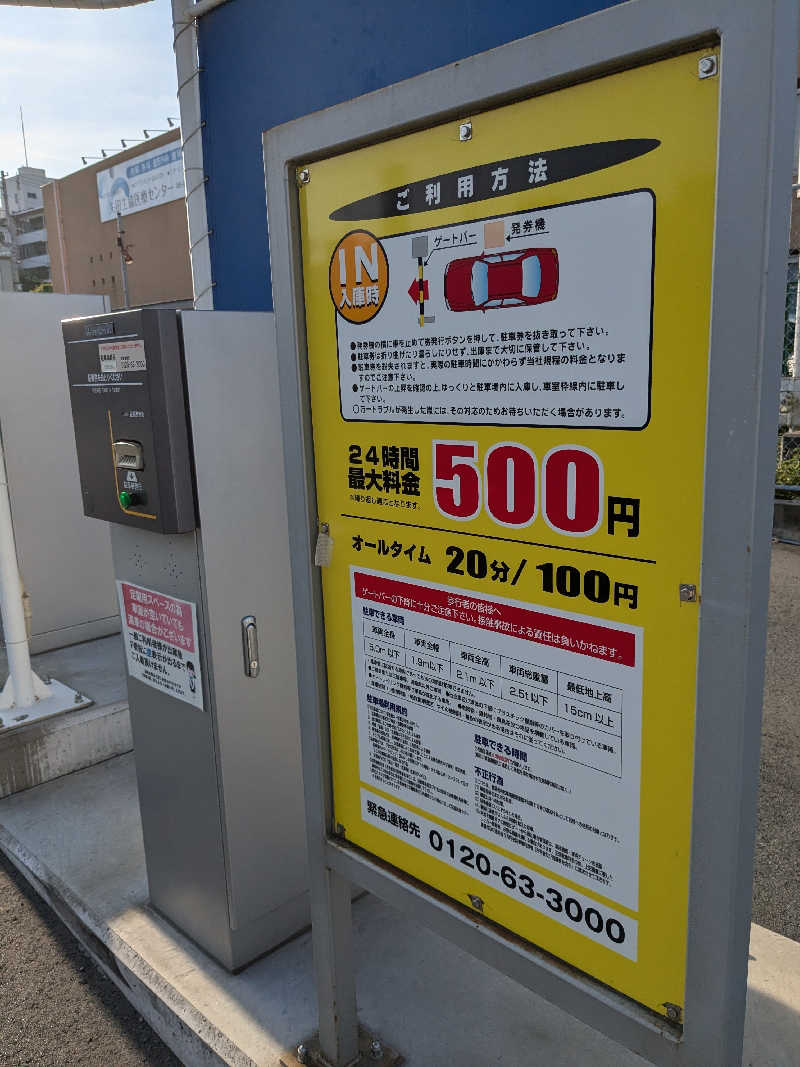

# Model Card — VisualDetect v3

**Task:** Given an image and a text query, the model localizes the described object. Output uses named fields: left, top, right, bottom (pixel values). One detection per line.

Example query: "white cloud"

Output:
left=0, top=0, right=178, bottom=179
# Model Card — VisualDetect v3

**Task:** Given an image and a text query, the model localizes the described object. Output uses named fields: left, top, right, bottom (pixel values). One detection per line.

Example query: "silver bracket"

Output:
left=284, top=1027, right=403, bottom=1067
left=458, top=120, right=473, bottom=141
left=297, top=167, right=311, bottom=186
left=679, top=584, right=698, bottom=603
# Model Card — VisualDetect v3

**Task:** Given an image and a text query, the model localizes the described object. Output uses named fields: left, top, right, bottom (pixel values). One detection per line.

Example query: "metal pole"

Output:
left=310, top=868, right=359, bottom=1066
left=19, top=107, right=28, bottom=168
left=0, top=434, right=36, bottom=708
left=790, top=130, right=800, bottom=390
left=116, top=212, right=130, bottom=309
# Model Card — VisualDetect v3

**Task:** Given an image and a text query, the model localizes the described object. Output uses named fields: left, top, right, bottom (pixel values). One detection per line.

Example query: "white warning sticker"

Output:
left=336, top=190, right=654, bottom=428
left=117, top=581, right=203, bottom=710
left=99, top=339, right=146, bottom=374
left=351, top=567, right=643, bottom=911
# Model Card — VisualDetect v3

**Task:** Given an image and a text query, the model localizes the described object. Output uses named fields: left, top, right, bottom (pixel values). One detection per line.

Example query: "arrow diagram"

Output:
left=408, top=279, right=430, bottom=304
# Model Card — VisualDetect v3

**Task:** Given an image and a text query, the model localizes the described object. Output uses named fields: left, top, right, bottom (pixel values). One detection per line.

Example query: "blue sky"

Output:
left=0, top=0, right=178, bottom=179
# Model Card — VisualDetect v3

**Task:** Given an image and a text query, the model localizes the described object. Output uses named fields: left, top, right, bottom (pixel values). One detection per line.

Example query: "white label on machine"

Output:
left=117, top=580, right=203, bottom=710
left=99, top=339, right=146, bottom=374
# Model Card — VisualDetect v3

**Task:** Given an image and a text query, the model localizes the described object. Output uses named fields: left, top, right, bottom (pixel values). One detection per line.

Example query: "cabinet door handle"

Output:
left=241, top=616, right=259, bottom=678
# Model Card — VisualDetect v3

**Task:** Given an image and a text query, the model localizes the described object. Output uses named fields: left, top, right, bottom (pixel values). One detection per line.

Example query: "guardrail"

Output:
left=774, top=484, right=800, bottom=545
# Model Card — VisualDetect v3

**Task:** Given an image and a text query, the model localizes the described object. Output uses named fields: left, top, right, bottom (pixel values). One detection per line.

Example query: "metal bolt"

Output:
left=296, top=1044, right=309, bottom=1064
left=459, top=121, right=473, bottom=142
left=297, top=168, right=310, bottom=186
left=664, top=1003, right=682, bottom=1023
left=468, top=893, right=484, bottom=912
left=698, top=55, right=717, bottom=79
left=679, top=584, right=698, bottom=603
left=370, top=1039, right=384, bottom=1060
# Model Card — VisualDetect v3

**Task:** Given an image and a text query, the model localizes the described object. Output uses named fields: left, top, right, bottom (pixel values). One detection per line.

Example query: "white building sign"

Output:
left=97, top=142, right=185, bottom=223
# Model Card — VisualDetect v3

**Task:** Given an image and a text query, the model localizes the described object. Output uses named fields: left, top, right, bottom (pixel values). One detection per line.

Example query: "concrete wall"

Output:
left=43, top=131, right=192, bottom=311
left=0, top=291, right=120, bottom=652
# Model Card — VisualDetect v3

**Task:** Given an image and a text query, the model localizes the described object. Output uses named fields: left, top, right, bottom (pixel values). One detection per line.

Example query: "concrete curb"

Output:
left=0, top=700, right=132, bottom=799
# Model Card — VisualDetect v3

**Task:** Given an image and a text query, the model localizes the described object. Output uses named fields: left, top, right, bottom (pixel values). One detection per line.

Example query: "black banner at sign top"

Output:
left=329, top=139, right=660, bottom=221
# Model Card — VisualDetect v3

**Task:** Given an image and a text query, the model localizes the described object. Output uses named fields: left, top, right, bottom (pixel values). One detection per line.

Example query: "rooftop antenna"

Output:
left=19, top=107, right=28, bottom=167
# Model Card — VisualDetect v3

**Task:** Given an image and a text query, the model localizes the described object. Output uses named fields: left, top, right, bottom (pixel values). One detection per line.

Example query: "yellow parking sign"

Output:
left=297, top=47, right=719, bottom=1018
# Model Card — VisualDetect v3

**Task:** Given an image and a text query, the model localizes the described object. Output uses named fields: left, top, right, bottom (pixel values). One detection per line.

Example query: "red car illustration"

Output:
left=444, top=247, right=559, bottom=312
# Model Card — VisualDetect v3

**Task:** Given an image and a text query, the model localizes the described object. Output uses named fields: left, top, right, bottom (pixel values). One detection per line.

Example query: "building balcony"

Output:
left=17, top=227, right=47, bottom=245
left=18, top=253, right=50, bottom=269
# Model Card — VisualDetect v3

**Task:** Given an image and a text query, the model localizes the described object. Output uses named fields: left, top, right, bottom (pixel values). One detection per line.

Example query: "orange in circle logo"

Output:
left=329, top=230, right=389, bottom=324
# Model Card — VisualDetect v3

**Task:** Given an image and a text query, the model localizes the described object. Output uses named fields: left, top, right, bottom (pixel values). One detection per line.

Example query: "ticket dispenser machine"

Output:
left=62, top=308, right=308, bottom=970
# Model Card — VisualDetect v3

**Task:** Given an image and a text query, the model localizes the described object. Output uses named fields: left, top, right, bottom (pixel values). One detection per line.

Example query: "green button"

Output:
left=119, top=490, right=133, bottom=509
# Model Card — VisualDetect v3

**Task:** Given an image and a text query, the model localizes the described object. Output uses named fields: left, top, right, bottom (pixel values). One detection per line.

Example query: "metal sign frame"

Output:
left=263, top=2, right=797, bottom=1063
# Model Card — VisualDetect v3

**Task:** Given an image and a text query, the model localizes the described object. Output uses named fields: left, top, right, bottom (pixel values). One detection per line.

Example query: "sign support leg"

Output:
left=311, top=866, right=359, bottom=1066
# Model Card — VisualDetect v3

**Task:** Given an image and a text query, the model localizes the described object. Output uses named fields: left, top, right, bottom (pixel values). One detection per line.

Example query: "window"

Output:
left=27, top=191, right=37, bottom=200
left=89, top=256, right=93, bottom=264
left=101, top=277, right=105, bottom=284
left=521, top=256, right=542, bottom=299
left=471, top=261, right=489, bottom=306
left=19, top=241, right=47, bottom=260
left=99, top=253, right=103, bottom=262
left=111, top=275, right=115, bottom=284
left=92, top=280, right=96, bottom=287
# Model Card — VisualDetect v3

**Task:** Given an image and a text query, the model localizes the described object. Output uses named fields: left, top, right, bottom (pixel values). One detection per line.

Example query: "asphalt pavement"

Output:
left=0, top=847, right=180, bottom=1066
left=753, top=542, right=800, bottom=941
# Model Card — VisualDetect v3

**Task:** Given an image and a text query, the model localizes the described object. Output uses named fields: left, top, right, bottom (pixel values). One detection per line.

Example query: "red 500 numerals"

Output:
left=432, top=441, right=603, bottom=536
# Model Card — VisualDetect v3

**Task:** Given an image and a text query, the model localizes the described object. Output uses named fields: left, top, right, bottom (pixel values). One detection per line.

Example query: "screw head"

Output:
left=296, top=1044, right=309, bottom=1064
left=297, top=168, right=310, bottom=186
left=698, top=55, right=717, bottom=79
left=370, top=1039, right=384, bottom=1060
left=665, top=1003, right=682, bottom=1022
left=459, top=121, right=473, bottom=142
left=468, top=893, right=484, bottom=911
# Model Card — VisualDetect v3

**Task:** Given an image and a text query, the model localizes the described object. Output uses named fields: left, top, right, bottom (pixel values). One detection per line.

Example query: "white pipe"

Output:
left=792, top=121, right=800, bottom=396
left=172, top=0, right=215, bottom=308
left=0, top=2, right=153, bottom=7
left=0, top=0, right=231, bottom=12
left=0, top=435, right=35, bottom=708
left=182, top=0, right=231, bottom=17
